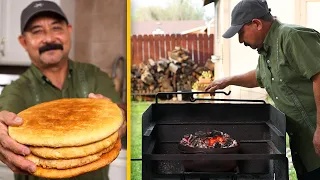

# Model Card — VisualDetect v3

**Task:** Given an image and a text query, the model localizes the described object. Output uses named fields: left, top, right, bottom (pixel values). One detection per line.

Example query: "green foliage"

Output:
left=132, top=0, right=204, bottom=22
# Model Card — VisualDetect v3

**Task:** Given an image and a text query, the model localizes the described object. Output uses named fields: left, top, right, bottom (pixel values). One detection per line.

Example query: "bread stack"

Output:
left=8, top=98, right=124, bottom=179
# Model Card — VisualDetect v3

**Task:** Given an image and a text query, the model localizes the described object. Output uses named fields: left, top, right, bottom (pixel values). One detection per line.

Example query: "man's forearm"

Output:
left=228, top=70, right=259, bottom=88
left=312, top=73, right=320, bottom=128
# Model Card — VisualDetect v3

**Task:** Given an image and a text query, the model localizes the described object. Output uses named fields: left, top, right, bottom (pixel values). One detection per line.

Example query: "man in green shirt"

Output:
left=0, top=1, right=126, bottom=180
left=205, top=0, right=320, bottom=179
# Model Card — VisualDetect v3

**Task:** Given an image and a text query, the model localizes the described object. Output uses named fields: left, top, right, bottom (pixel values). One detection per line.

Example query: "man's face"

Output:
left=238, top=20, right=264, bottom=50
left=18, top=16, right=72, bottom=68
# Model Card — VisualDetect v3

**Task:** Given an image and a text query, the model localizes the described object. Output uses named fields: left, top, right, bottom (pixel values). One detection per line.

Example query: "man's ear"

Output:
left=18, top=35, right=28, bottom=51
left=67, top=24, right=72, bottom=36
left=252, top=19, right=263, bottom=31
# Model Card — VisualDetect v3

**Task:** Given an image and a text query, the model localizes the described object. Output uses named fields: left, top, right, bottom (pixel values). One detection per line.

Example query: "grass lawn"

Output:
left=131, top=102, right=151, bottom=180
left=130, top=101, right=297, bottom=180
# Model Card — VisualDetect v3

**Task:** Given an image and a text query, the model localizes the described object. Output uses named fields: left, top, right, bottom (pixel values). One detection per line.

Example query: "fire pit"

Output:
left=141, top=91, right=289, bottom=180
left=178, top=130, right=240, bottom=172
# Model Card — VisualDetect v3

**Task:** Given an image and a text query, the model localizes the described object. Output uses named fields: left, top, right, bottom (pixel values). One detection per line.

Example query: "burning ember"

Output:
left=180, top=130, right=238, bottom=149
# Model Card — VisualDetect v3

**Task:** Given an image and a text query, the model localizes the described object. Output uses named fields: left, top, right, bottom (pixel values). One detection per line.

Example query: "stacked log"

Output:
left=131, top=46, right=214, bottom=95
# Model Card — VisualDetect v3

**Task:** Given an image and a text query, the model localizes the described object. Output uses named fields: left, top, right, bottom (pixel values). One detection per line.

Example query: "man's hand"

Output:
left=88, top=93, right=111, bottom=101
left=312, top=72, right=320, bottom=156
left=0, top=111, right=36, bottom=174
left=205, top=77, right=231, bottom=92
left=313, top=127, right=320, bottom=156
left=88, top=93, right=127, bottom=138
left=205, top=70, right=259, bottom=92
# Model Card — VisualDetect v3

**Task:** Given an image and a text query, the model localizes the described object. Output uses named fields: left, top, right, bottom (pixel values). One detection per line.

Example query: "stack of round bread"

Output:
left=8, top=98, right=124, bottom=179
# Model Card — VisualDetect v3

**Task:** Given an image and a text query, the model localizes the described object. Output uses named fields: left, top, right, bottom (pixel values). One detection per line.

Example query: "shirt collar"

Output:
left=257, top=19, right=282, bottom=56
left=30, top=59, right=74, bottom=85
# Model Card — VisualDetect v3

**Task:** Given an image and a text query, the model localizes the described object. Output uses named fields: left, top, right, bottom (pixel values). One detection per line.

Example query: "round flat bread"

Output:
left=32, top=138, right=121, bottom=179
left=30, top=132, right=118, bottom=159
left=27, top=143, right=115, bottom=169
left=8, top=98, right=123, bottom=147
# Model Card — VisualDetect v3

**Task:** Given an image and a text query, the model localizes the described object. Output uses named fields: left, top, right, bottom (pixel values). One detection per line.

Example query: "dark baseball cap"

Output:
left=223, top=0, right=270, bottom=38
left=20, top=0, right=68, bottom=34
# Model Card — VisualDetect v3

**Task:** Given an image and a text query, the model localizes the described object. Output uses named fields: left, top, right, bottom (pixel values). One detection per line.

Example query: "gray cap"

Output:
left=223, top=0, right=270, bottom=38
left=21, top=0, right=68, bottom=34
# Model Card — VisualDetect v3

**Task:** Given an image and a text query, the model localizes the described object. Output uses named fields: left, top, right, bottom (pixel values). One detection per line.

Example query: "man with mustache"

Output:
left=205, top=0, right=320, bottom=179
left=0, top=1, right=126, bottom=180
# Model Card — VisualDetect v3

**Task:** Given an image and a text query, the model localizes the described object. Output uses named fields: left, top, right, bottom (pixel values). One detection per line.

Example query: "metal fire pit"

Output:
left=142, top=91, right=289, bottom=180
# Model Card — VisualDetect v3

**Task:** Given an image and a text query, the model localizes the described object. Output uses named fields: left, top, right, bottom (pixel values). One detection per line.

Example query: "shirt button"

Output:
left=276, top=97, right=279, bottom=99
left=272, top=78, right=274, bottom=81
left=267, top=60, right=270, bottom=63
left=280, top=79, right=282, bottom=82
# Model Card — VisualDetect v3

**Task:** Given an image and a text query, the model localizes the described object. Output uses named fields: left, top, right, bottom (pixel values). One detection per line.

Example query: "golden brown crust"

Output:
left=30, top=132, right=118, bottom=159
left=8, top=98, right=123, bottom=147
left=27, top=143, right=115, bottom=169
left=32, top=139, right=121, bottom=179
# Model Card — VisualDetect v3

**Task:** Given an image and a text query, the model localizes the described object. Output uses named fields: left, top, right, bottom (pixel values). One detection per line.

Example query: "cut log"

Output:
left=205, top=59, right=215, bottom=71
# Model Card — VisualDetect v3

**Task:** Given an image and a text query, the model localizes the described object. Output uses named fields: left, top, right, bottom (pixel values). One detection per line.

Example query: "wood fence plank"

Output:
left=159, top=35, right=165, bottom=59
left=181, top=34, right=187, bottom=50
left=154, top=35, right=160, bottom=60
left=165, top=34, right=171, bottom=58
left=131, top=35, right=136, bottom=65
left=171, top=34, right=177, bottom=49
left=176, top=34, right=182, bottom=48
left=143, top=35, right=149, bottom=62
left=209, top=34, right=214, bottom=56
left=187, top=34, right=195, bottom=62
left=203, top=34, right=209, bottom=65
left=198, top=34, right=204, bottom=65
left=136, top=35, right=143, bottom=64
left=194, top=34, right=199, bottom=64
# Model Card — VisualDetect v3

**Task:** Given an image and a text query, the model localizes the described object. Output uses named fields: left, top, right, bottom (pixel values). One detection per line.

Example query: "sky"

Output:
left=130, top=0, right=215, bottom=21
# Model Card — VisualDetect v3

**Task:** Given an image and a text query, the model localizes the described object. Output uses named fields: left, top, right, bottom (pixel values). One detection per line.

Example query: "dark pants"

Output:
left=296, top=167, right=320, bottom=180
left=293, top=153, right=320, bottom=180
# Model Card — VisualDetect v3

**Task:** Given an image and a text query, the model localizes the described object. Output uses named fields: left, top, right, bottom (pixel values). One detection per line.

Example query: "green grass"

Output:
left=131, top=102, right=151, bottom=179
left=286, top=135, right=298, bottom=180
left=130, top=101, right=298, bottom=180
left=131, top=161, right=142, bottom=180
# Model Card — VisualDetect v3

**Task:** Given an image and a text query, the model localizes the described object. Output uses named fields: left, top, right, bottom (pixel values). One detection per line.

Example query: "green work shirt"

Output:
left=256, top=20, right=320, bottom=172
left=0, top=60, right=121, bottom=180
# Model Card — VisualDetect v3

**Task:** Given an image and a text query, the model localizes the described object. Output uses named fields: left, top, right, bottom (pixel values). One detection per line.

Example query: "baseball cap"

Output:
left=20, top=0, right=68, bottom=34
left=223, top=0, right=270, bottom=38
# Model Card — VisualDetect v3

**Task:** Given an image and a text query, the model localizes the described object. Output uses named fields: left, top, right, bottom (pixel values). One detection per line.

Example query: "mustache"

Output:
left=244, top=42, right=250, bottom=47
left=39, top=43, right=63, bottom=54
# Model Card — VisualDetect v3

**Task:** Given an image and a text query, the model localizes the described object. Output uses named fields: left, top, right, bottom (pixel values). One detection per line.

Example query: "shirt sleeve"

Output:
left=0, top=85, right=26, bottom=114
left=285, top=29, right=320, bottom=80
left=93, top=67, right=122, bottom=104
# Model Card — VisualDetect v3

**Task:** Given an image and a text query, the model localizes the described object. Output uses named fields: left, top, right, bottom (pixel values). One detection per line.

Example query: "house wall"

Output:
left=215, top=0, right=296, bottom=101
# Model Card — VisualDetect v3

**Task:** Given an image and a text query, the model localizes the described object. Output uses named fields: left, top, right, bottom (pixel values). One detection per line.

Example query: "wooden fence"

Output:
left=131, top=34, right=214, bottom=66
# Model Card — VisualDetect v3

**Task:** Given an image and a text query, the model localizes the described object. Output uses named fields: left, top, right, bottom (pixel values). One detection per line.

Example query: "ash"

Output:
left=180, top=130, right=238, bottom=149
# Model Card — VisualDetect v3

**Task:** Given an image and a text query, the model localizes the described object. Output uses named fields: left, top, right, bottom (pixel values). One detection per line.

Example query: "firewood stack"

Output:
left=131, top=46, right=215, bottom=95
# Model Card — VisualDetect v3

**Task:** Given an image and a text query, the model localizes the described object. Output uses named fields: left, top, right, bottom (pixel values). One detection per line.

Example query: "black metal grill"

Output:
left=141, top=92, right=289, bottom=180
